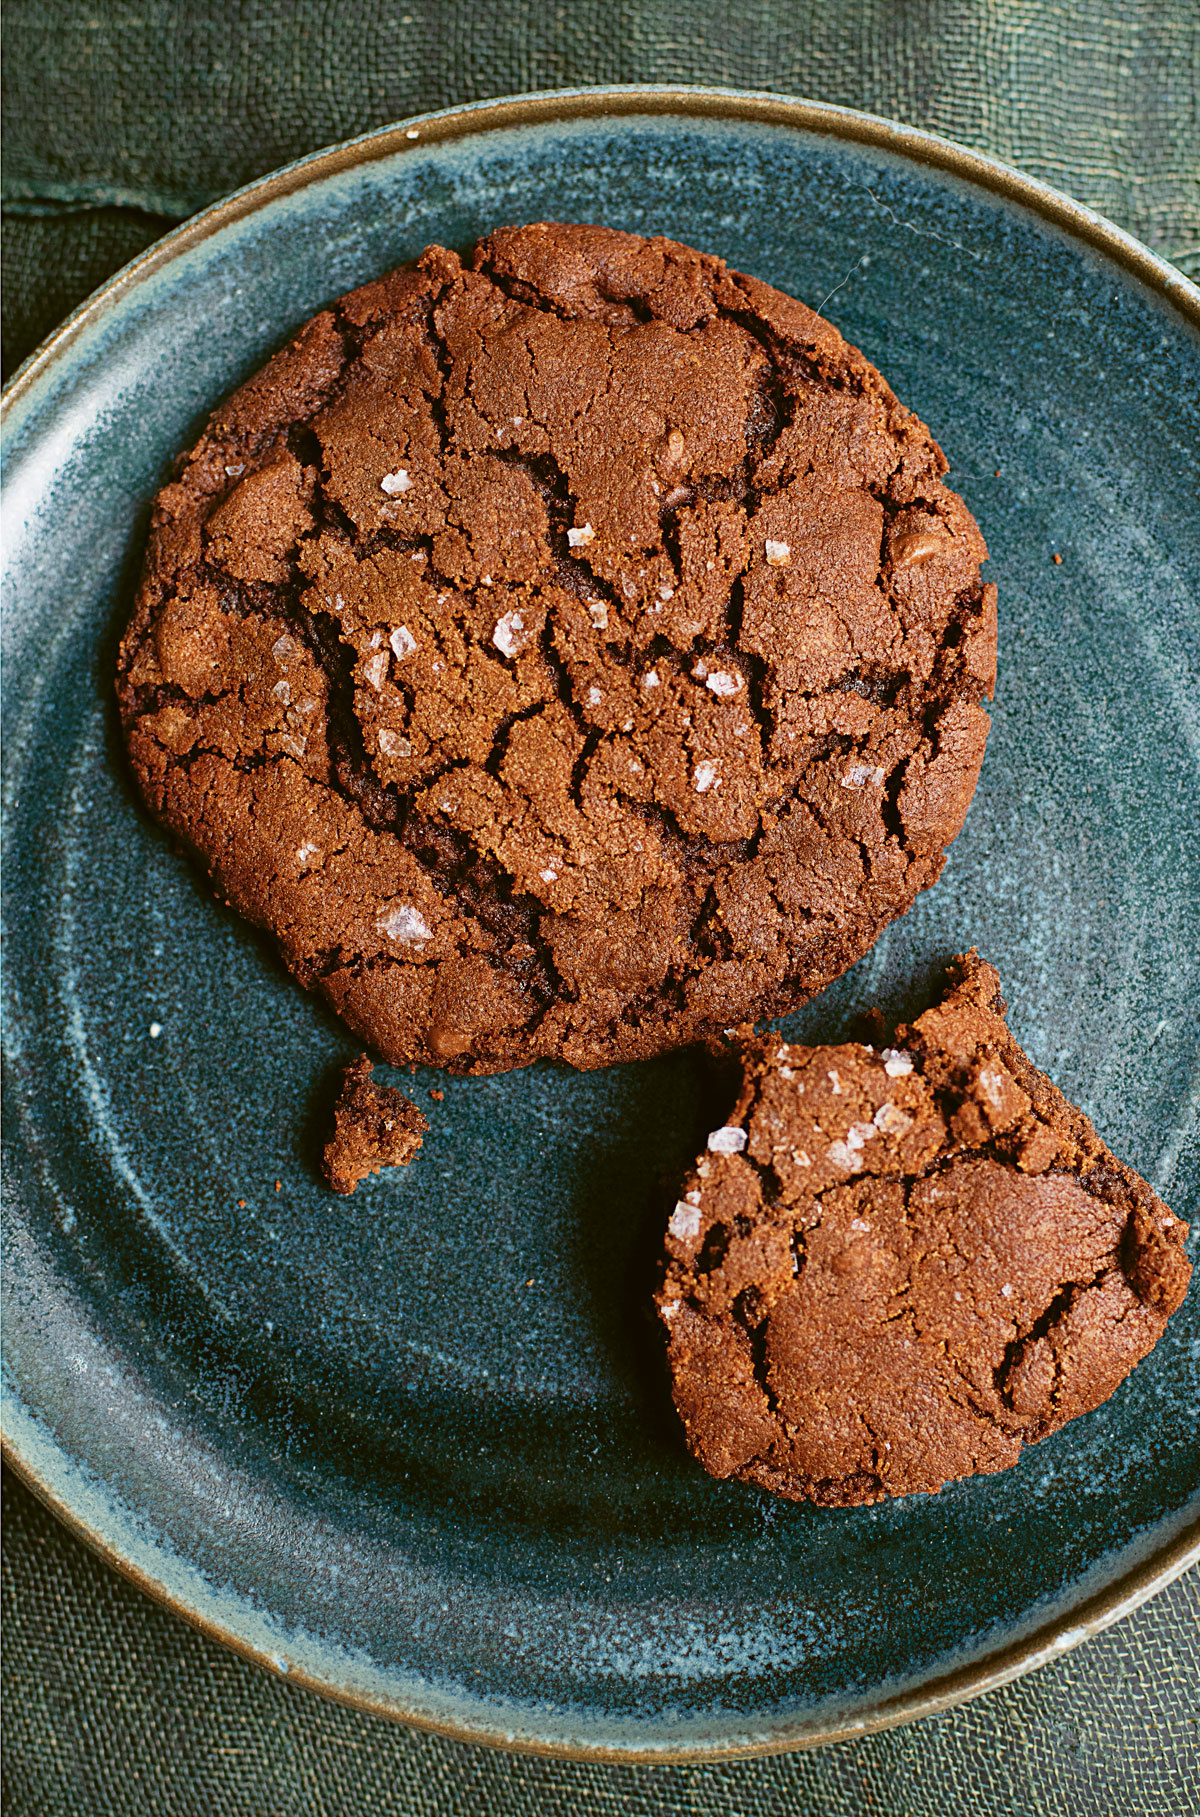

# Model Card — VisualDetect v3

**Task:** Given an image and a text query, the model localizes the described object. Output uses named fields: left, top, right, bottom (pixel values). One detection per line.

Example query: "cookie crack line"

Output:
left=117, top=222, right=995, bottom=1074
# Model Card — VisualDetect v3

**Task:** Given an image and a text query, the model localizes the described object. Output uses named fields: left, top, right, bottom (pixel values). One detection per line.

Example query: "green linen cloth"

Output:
left=3, top=3, right=1198, bottom=1811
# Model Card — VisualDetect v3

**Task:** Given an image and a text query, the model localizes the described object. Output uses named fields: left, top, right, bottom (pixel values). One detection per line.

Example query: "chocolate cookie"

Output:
left=322, top=1056, right=428, bottom=1194
left=657, top=954, right=1191, bottom=1505
left=117, top=223, right=995, bottom=1073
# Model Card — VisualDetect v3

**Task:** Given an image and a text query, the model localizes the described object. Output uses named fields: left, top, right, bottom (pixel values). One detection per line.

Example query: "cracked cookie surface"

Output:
left=117, top=223, right=996, bottom=1073
left=657, top=953, right=1192, bottom=1505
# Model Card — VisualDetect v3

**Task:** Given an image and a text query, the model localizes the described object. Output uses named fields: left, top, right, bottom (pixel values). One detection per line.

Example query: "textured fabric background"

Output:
left=3, top=2, right=1199, bottom=1810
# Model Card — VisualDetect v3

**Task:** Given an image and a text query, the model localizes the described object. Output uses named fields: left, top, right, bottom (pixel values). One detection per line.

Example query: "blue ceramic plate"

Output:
left=3, top=90, right=1198, bottom=1760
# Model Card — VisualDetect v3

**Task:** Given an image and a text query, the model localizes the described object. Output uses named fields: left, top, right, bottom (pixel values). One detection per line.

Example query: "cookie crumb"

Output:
left=322, top=1056, right=428, bottom=1195
left=1053, top=552, right=1063, bottom=565
left=430, top=1088, right=444, bottom=1100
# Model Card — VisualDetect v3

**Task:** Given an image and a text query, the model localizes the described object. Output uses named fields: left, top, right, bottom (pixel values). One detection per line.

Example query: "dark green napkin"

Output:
left=3, top=3, right=1198, bottom=1811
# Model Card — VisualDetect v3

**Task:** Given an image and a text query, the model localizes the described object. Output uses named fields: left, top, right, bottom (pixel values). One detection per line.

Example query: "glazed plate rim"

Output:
left=3, top=84, right=1199, bottom=1762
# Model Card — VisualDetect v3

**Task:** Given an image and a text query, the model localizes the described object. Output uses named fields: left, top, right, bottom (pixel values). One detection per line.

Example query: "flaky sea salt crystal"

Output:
left=272, top=634, right=299, bottom=663
left=841, top=763, right=885, bottom=790
left=669, top=1201, right=702, bottom=1240
left=363, top=652, right=389, bottom=690
left=378, top=904, right=431, bottom=945
left=661, top=1299, right=681, bottom=1319
left=827, top=1140, right=858, bottom=1171
left=707, top=1125, right=748, bottom=1155
left=790, top=1147, right=812, bottom=1167
left=492, top=610, right=527, bottom=658
left=588, top=601, right=609, bottom=631
left=380, top=469, right=412, bottom=495
left=850, top=1217, right=872, bottom=1233
left=874, top=1100, right=913, bottom=1136
left=765, top=539, right=791, bottom=566
left=224, top=463, right=244, bottom=477
left=847, top=1121, right=876, bottom=1150
left=828, top=1069, right=844, bottom=1094
left=273, top=679, right=292, bottom=704
left=279, top=733, right=307, bottom=760
left=882, top=1048, right=914, bottom=1078
left=685, top=1190, right=701, bottom=1205
left=587, top=687, right=603, bottom=705
left=296, top=841, right=320, bottom=867
left=979, top=1066, right=1006, bottom=1107
left=1001, top=1283, right=1014, bottom=1298
left=567, top=523, right=595, bottom=548
left=706, top=671, right=742, bottom=698
left=693, top=761, right=718, bottom=793
left=643, top=669, right=660, bottom=689
left=377, top=729, right=412, bottom=757
left=390, top=625, right=417, bottom=660
left=540, top=868, right=558, bottom=883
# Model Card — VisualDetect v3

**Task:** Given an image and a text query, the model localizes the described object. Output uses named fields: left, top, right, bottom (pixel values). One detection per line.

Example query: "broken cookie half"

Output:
left=657, top=952, right=1191, bottom=1506
left=322, top=1056, right=429, bottom=1194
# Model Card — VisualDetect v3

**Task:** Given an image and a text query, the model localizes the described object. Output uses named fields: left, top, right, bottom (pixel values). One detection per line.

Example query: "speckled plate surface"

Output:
left=3, top=90, right=1199, bottom=1761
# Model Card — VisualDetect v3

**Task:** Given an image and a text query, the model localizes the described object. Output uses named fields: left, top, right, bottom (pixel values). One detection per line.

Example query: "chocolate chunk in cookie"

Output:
left=118, top=223, right=995, bottom=1073
left=658, top=953, right=1191, bottom=1505
left=322, top=1056, right=428, bottom=1194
